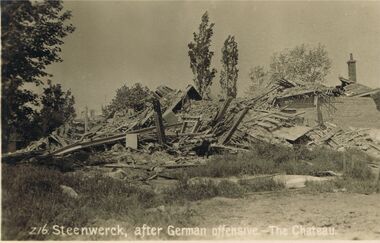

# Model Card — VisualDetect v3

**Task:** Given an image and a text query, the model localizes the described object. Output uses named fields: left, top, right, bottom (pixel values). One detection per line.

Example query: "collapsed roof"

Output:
left=4, top=78, right=380, bottom=166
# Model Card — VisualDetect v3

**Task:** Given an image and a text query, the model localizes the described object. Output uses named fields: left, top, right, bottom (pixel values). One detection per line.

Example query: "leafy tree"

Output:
left=188, top=11, right=217, bottom=99
left=249, top=66, right=268, bottom=86
left=220, top=35, right=239, bottom=98
left=270, top=44, right=331, bottom=83
left=1, top=0, right=75, bottom=149
left=38, top=81, right=76, bottom=135
left=247, top=65, right=269, bottom=96
left=104, top=83, right=151, bottom=117
left=247, top=44, right=332, bottom=97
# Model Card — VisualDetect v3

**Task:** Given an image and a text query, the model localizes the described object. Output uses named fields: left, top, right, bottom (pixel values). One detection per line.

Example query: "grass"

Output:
left=174, top=142, right=378, bottom=197
left=164, top=176, right=285, bottom=202
left=305, top=157, right=380, bottom=194
left=1, top=164, right=193, bottom=240
left=165, top=179, right=239, bottom=201
left=2, top=142, right=377, bottom=240
left=305, top=178, right=380, bottom=194
left=183, top=142, right=375, bottom=178
left=1, top=162, right=287, bottom=240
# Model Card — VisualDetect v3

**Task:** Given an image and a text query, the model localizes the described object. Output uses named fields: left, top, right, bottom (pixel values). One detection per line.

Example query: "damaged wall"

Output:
left=300, top=97, right=380, bottom=129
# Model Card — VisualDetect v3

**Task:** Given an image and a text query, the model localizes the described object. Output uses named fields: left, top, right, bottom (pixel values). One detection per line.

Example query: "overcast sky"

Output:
left=46, top=1, right=380, bottom=112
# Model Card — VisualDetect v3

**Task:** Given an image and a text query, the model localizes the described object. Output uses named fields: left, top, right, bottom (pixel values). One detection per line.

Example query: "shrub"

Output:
left=103, top=83, right=151, bottom=117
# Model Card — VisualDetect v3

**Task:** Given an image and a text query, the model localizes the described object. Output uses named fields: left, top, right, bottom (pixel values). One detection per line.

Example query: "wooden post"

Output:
left=219, top=107, right=249, bottom=145
left=315, top=95, right=324, bottom=126
left=152, top=98, right=166, bottom=145
left=84, top=106, right=89, bottom=133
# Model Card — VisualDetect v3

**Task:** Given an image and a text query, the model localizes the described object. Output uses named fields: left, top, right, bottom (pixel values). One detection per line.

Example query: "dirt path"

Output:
left=53, top=191, right=380, bottom=240
left=184, top=191, right=380, bottom=240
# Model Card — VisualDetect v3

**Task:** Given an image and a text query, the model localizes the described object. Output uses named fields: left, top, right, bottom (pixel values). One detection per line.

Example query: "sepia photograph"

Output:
left=1, top=0, right=380, bottom=241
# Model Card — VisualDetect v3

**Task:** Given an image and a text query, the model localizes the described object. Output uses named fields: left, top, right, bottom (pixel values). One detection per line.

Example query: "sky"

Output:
left=45, top=0, right=380, bottom=112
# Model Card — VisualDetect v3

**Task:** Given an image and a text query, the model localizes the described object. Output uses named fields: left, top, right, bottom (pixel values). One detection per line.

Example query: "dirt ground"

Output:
left=45, top=190, right=380, bottom=241
left=186, top=191, right=380, bottom=240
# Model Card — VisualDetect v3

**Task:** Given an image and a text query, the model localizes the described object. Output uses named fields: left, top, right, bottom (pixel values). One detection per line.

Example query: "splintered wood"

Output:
left=6, top=83, right=380, bottom=168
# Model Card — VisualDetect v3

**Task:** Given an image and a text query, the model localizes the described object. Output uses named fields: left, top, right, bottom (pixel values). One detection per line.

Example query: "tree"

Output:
left=1, top=0, right=75, bottom=149
left=247, top=44, right=332, bottom=97
left=38, top=80, right=76, bottom=136
left=220, top=35, right=239, bottom=98
left=247, top=65, right=269, bottom=96
left=249, top=66, right=267, bottom=86
left=188, top=11, right=217, bottom=99
left=104, top=83, right=151, bottom=117
left=269, top=44, right=331, bottom=83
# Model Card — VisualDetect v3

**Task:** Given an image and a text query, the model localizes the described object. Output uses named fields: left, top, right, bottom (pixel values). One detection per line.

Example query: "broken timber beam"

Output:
left=49, top=123, right=182, bottom=156
left=152, top=98, right=166, bottom=145
left=212, top=97, right=233, bottom=125
left=219, top=107, right=249, bottom=145
left=315, top=95, right=324, bottom=126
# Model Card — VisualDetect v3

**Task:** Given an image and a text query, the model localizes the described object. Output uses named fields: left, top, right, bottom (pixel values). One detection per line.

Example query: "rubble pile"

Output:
left=4, top=79, right=380, bottom=179
left=307, top=124, right=380, bottom=158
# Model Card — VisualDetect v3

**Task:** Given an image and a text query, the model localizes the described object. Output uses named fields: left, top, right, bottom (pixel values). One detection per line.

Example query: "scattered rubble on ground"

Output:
left=3, top=76, right=380, bottom=187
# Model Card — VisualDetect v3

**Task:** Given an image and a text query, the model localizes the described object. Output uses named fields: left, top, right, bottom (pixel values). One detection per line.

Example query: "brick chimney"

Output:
left=347, top=53, right=357, bottom=82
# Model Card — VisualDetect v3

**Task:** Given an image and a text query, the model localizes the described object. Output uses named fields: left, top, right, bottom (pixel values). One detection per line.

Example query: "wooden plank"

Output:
left=191, top=118, right=201, bottom=133
left=219, top=107, right=249, bottom=145
left=139, top=110, right=154, bottom=126
left=50, top=123, right=183, bottom=156
left=180, top=121, right=187, bottom=133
